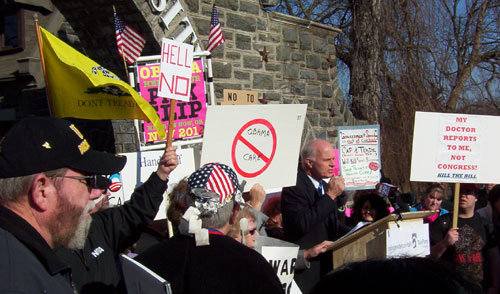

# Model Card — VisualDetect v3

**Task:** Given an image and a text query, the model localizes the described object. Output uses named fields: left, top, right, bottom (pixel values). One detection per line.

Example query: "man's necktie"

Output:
left=317, top=182, right=323, bottom=196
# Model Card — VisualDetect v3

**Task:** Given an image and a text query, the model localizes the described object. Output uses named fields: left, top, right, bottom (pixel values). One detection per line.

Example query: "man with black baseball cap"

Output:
left=55, top=131, right=179, bottom=293
left=0, top=117, right=126, bottom=293
left=430, top=183, right=500, bottom=292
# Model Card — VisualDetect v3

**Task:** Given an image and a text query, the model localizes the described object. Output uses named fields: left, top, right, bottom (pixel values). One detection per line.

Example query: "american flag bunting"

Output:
left=206, top=5, right=225, bottom=52
left=114, top=12, right=146, bottom=64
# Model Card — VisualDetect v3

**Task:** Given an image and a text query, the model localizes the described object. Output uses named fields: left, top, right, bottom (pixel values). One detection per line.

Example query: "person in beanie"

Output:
left=430, top=183, right=500, bottom=292
left=135, top=163, right=284, bottom=294
left=0, top=117, right=126, bottom=293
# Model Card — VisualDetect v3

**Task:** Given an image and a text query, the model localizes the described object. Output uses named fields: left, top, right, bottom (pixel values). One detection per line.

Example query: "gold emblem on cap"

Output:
left=78, top=139, right=90, bottom=155
left=42, top=142, right=52, bottom=149
left=69, top=124, right=84, bottom=139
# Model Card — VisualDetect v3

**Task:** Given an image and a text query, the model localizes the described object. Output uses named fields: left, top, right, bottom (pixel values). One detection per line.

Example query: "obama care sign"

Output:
left=201, top=104, right=307, bottom=192
left=411, top=112, right=500, bottom=184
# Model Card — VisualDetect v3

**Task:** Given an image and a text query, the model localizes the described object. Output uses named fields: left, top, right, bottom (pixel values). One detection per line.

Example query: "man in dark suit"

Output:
left=282, top=139, right=345, bottom=293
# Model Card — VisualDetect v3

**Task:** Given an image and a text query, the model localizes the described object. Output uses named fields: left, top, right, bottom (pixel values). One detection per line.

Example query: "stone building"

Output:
left=0, top=0, right=356, bottom=154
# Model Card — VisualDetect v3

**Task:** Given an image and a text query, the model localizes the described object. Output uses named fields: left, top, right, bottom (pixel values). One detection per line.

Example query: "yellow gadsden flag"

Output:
left=39, top=27, right=165, bottom=139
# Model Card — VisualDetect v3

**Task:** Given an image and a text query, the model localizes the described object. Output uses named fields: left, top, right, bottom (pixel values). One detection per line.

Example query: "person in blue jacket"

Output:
left=410, top=183, right=448, bottom=223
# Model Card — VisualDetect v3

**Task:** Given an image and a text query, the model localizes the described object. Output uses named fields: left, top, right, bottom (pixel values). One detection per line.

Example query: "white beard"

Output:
left=66, top=201, right=94, bottom=250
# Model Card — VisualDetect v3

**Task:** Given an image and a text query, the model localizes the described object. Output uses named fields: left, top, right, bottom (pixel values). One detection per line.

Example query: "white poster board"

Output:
left=338, top=125, right=381, bottom=190
left=386, top=220, right=430, bottom=258
left=200, top=104, right=307, bottom=192
left=255, top=236, right=301, bottom=294
left=158, top=39, right=193, bottom=102
left=410, top=112, right=500, bottom=183
left=110, top=148, right=196, bottom=219
left=120, top=254, right=172, bottom=294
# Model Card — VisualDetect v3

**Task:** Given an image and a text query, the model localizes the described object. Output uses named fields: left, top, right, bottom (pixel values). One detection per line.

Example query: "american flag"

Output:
left=206, top=5, right=225, bottom=53
left=188, top=163, right=239, bottom=203
left=114, top=12, right=146, bottom=64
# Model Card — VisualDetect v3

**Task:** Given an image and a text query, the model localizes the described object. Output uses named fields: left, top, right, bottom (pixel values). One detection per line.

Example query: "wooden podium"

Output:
left=327, top=211, right=436, bottom=270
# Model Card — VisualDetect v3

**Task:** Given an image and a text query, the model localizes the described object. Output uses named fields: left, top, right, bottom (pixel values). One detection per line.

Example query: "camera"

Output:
left=378, top=183, right=400, bottom=203
left=378, top=183, right=410, bottom=221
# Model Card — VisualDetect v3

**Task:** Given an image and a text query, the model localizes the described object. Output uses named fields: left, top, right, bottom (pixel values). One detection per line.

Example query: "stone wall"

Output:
left=188, top=1, right=357, bottom=147
left=131, top=0, right=359, bottom=149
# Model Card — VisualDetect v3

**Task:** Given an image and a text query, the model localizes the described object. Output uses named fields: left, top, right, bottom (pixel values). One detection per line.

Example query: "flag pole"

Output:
left=166, top=100, right=176, bottom=147
left=113, top=5, right=129, bottom=76
left=452, top=183, right=460, bottom=228
left=33, top=14, right=54, bottom=116
left=121, top=47, right=129, bottom=76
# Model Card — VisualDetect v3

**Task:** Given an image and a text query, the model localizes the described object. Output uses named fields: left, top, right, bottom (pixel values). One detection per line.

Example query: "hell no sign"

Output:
left=158, top=39, right=193, bottom=102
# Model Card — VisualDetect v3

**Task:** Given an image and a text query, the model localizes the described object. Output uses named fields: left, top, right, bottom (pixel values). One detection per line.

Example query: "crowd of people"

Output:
left=1, top=118, right=499, bottom=293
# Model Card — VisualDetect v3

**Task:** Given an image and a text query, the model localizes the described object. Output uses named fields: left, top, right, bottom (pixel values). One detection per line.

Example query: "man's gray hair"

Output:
left=301, top=142, right=317, bottom=168
left=0, top=168, right=67, bottom=203
left=201, top=200, right=235, bottom=229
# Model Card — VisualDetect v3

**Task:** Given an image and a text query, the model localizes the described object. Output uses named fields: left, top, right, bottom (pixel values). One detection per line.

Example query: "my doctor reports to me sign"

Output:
left=410, top=112, right=500, bottom=183
left=200, top=104, right=307, bottom=191
left=158, top=38, right=193, bottom=102
left=411, top=111, right=500, bottom=183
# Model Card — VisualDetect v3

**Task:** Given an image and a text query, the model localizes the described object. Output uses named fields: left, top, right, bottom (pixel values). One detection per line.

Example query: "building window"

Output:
left=0, top=2, right=24, bottom=55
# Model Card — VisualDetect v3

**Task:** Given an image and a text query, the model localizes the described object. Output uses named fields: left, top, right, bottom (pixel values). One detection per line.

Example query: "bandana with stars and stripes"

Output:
left=187, top=163, right=243, bottom=215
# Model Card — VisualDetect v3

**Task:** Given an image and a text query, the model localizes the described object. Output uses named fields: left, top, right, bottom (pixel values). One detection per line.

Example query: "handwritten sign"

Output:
left=410, top=112, right=500, bottom=183
left=138, top=60, right=207, bottom=142
left=221, top=89, right=258, bottom=105
left=338, top=125, right=381, bottom=190
left=158, top=39, right=193, bottom=102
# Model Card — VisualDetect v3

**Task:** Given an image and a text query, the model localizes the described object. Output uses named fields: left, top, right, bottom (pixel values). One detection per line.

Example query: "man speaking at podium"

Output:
left=281, top=140, right=345, bottom=293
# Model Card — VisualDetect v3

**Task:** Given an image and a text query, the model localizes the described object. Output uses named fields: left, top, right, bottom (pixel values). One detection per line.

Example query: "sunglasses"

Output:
left=51, top=175, right=112, bottom=190
left=249, top=228, right=257, bottom=235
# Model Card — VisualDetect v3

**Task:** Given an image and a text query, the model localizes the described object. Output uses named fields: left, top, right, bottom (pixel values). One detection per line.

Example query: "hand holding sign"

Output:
left=326, top=175, right=345, bottom=200
left=444, top=227, right=459, bottom=247
left=156, top=146, right=179, bottom=181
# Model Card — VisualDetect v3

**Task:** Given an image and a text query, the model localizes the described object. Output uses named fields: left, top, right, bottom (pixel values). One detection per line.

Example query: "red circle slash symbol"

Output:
left=231, top=119, right=277, bottom=178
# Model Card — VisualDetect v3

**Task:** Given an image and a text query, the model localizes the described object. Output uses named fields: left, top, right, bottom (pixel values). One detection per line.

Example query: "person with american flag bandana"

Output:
left=135, top=163, right=284, bottom=294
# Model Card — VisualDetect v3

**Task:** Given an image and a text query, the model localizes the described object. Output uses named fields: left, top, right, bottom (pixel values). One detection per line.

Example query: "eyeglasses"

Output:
left=249, top=229, right=257, bottom=236
left=51, top=175, right=111, bottom=190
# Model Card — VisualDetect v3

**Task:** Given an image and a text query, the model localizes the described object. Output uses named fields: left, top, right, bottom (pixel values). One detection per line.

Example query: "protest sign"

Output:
left=386, top=220, right=430, bottom=258
left=255, top=236, right=301, bottom=294
left=138, top=60, right=206, bottom=142
left=338, top=125, right=381, bottom=190
left=120, top=254, right=172, bottom=294
left=110, top=148, right=196, bottom=219
left=334, top=148, right=340, bottom=176
left=221, top=89, right=258, bottom=105
left=411, top=111, right=500, bottom=183
left=158, top=39, right=193, bottom=102
left=200, top=104, right=307, bottom=192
